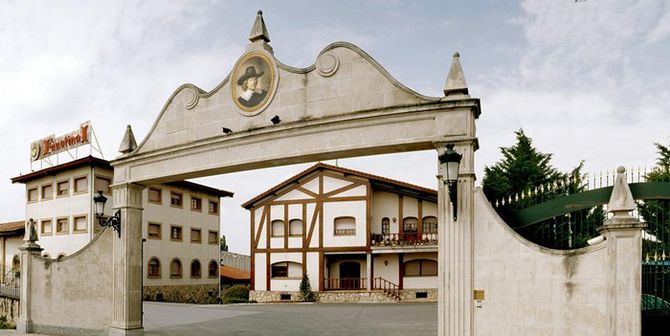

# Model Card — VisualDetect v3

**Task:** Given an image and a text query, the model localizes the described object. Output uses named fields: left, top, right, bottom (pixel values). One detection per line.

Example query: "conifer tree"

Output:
left=299, top=273, right=316, bottom=302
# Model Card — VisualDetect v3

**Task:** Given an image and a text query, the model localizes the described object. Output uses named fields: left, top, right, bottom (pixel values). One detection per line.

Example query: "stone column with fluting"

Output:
left=437, top=141, right=476, bottom=336
left=109, top=183, right=145, bottom=336
left=598, top=166, right=644, bottom=336
left=16, top=219, right=43, bottom=334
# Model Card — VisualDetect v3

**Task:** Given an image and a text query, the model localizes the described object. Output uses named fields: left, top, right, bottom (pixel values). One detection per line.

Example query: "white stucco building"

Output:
left=11, top=155, right=233, bottom=303
left=244, top=163, right=438, bottom=302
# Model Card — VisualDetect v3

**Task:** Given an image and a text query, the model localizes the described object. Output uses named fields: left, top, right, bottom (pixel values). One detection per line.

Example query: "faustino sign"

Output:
left=30, top=121, right=91, bottom=161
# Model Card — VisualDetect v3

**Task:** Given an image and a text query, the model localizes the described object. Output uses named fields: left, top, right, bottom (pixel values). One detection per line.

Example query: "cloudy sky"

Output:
left=1, top=1, right=668, bottom=254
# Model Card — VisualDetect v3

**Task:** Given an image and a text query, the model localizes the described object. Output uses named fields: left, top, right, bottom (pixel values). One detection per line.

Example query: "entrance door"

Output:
left=339, top=261, right=361, bottom=289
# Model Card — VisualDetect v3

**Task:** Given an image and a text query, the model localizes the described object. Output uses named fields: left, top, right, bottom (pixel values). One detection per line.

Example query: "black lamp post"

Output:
left=439, top=144, right=462, bottom=221
left=93, top=191, right=121, bottom=238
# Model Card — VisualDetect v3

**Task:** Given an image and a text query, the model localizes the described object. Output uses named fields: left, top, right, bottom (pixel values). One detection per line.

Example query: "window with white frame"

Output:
left=271, top=261, right=302, bottom=278
left=271, top=220, right=285, bottom=237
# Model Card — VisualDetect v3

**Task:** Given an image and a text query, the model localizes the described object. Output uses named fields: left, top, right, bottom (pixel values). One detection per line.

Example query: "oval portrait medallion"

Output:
left=231, top=50, right=278, bottom=116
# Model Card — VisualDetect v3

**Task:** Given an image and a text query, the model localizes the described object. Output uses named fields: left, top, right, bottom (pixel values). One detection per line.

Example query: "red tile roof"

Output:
left=242, top=162, right=437, bottom=209
left=219, top=265, right=250, bottom=280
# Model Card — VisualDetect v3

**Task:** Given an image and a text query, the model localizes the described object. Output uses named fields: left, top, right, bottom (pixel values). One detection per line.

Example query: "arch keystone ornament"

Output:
left=231, top=49, right=278, bottom=116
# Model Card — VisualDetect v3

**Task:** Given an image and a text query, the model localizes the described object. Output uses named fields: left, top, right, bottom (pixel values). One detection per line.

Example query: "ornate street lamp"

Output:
left=93, top=191, right=121, bottom=238
left=439, top=144, right=462, bottom=221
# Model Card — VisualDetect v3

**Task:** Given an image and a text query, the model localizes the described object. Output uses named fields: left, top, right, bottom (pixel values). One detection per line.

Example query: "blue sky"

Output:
left=1, top=0, right=668, bottom=254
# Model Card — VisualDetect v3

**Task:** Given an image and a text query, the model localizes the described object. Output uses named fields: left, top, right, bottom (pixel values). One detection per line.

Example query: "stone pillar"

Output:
left=598, top=167, right=644, bottom=336
left=109, top=183, right=145, bottom=336
left=16, top=219, right=43, bottom=334
left=436, top=142, right=476, bottom=336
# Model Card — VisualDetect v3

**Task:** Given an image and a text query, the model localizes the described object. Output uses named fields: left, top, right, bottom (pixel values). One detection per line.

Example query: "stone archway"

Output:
left=20, top=11, right=481, bottom=336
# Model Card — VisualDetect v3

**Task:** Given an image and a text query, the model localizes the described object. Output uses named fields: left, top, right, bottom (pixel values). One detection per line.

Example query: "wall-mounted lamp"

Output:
left=384, top=260, right=389, bottom=266
left=270, top=115, right=281, bottom=125
left=222, top=127, right=233, bottom=134
left=93, top=191, right=121, bottom=238
left=438, top=144, right=462, bottom=221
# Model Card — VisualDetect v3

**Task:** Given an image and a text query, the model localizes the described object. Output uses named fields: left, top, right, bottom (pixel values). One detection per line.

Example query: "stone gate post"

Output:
left=436, top=141, right=476, bottom=336
left=598, top=167, right=644, bottom=336
left=109, top=183, right=145, bottom=336
left=16, top=219, right=42, bottom=334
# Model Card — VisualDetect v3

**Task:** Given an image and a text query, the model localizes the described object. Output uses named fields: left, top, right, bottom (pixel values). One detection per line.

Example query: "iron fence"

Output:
left=0, top=264, right=20, bottom=299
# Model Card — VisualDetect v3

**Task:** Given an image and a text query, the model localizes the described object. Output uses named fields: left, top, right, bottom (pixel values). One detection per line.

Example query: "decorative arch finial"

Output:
left=249, top=9, right=270, bottom=43
left=119, top=125, right=138, bottom=154
left=443, top=51, right=468, bottom=96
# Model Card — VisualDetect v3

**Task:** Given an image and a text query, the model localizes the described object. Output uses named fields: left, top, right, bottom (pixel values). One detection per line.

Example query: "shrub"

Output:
left=223, top=284, right=249, bottom=304
left=299, top=273, right=316, bottom=302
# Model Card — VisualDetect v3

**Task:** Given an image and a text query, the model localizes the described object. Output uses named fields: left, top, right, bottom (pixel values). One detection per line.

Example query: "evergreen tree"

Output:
left=482, top=129, right=564, bottom=205
left=638, top=142, right=670, bottom=256
left=299, top=273, right=316, bottom=302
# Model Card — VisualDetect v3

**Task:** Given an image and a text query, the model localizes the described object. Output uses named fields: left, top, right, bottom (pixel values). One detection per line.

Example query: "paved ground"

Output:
left=1, top=301, right=437, bottom=336
left=143, top=301, right=437, bottom=336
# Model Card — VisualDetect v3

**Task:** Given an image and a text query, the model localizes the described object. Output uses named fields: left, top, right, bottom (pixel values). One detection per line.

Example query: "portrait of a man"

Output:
left=231, top=51, right=276, bottom=113
left=237, top=65, right=267, bottom=108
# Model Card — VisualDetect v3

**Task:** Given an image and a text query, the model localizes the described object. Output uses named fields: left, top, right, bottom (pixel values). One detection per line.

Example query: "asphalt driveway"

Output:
left=143, top=301, right=437, bottom=336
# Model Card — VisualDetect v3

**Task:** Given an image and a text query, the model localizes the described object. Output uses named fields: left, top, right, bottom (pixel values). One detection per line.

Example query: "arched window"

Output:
left=404, top=259, right=437, bottom=277
left=334, top=216, right=356, bottom=236
left=381, top=217, right=390, bottom=235
left=170, top=258, right=182, bottom=278
left=148, top=257, right=161, bottom=278
left=403, top=217, right=418, bottom=235
left=422, top=216, right=437, bottom=234
left=271, top=261, right=302, bottom=278
left=289, top=219, right=303, bottom=236
left=271, top=220, right=285, bottom=237
left=208, top=260, right=218, bottom=277
left=190, top=259, right=202, bottom=278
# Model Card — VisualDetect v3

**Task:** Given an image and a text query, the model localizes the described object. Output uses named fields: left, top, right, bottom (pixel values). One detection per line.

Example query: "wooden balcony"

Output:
left=370, top=232, right=438, bottom=247
left=323, top=277, right=366, bottom=290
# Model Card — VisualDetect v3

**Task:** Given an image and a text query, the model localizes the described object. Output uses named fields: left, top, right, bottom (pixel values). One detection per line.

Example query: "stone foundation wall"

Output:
left=399, top=288, right=438, bottom=302
left=143, top=284, right=219, bottom=304
left=250, top=289, right=436, bottom=303
left=0, top=295, right=19, bottom=325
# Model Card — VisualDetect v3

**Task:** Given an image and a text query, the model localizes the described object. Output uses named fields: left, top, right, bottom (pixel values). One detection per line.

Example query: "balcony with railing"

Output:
left=370, top=232, right=438, bottom=247
left=0, top=265, right=20, bottom=299
left=323, top=277, right=367, bottom=290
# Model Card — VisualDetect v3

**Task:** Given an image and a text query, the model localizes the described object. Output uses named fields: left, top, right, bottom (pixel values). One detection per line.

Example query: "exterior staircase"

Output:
left=373, top=277, right=401, bottom=301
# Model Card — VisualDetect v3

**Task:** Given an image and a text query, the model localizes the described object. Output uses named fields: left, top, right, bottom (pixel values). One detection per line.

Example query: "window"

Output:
left=74, top=176, right=87, bottom=193
left=56, top=218, right=69, bottom=234
left=208, top=260, right=218, bottom=277
left=170, top=192, right=182, bottom=207
left=289, top=219, right=303, bottom=236
left=27, top=188, right=38, bottom=202
left=381, top=217, right=390, bottom=235
left=57, top=180, right=69, bottom=197
left=404, top=259, right=438, bottom=277
left=422, top=216, right=438, bottom=234
left=191, top=228, right=202, bottom=243
left=170, top=226, right=183, bottom=241
left=95, top=176, right=111, bottom=195
left=334, top=217, right=356, bottom=236
left=148, top=223, right=161, bottom=239
left=208, top=231, right=218, bottom=245
left=271, top=262, right=302, bottom=278
left=148, top=188, right=162, bottom=204
left=148, top=258, right=161, bottom=278
left=208, top=200, right=218, bottom=214
left=271, top=220, right=285, bottom=237
left=190, top=259, right=202, bottom=278
left=41, top=184, right=53, bottom=200
left=170, top=258, right=182, bottom=278
left=403, top=217, right=418, bottom=235
left=73, top=216, right=87, bottom=233
left=191, top=197, right=202, bottom=211
left=41, top=219, right=52, bottom=235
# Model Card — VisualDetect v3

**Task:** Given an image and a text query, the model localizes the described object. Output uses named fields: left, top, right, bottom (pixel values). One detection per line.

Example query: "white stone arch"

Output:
left=19, top=11, right=479, bottom=336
